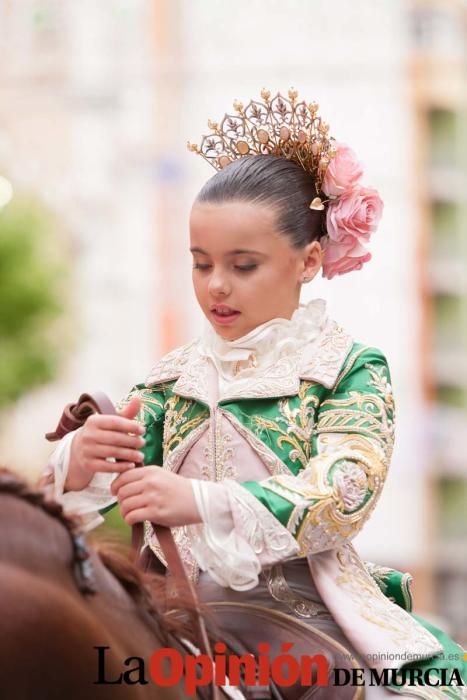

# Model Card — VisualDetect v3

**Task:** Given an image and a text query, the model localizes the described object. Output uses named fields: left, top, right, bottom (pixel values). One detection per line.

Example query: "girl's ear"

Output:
left=301, top=240, right=323, bottom=282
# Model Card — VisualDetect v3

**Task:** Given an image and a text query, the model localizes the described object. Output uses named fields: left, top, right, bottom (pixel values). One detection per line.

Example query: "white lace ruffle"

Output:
left=199, top=298, right=328, bottom=397
left=189, top=479, right=299, bottom=590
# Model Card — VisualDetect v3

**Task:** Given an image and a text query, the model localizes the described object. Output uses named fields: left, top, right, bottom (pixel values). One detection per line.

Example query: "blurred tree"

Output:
left=0, top=194, right=69, bottom=408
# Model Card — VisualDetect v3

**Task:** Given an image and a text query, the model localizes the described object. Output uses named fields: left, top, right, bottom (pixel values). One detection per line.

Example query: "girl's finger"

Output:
left=120, top=494, right=147, bottom=518
left=87, top=459, right=136, bottom=474
left=91, top=429, right=145, bottom=449
left=124, top=508, right=151, bottom=527
left=85, top=444, right=144, bottom=463
left=88, top=414, right=145, bottom=435
left=112, top=465, right=155, bottom=491
left=113, top=479, right=145, bottom=500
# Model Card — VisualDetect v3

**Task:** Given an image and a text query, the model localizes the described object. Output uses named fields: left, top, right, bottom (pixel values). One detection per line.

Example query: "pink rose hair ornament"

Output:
left=188, top=88, right=383, bottom=280
left=317, top=143, right=383, bottom=279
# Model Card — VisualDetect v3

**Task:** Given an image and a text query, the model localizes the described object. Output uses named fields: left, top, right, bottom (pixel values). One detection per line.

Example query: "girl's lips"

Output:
left=211, top=309, right=241, bottom=325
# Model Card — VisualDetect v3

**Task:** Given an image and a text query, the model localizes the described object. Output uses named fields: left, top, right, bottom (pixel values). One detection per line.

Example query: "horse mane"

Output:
left=0, top=467, right=199, bottom=642
left=0, top=466, right=78, bottom=540
left=91, top=537, right=211, bottom=645
left=95, top=540, right=162, bottom=607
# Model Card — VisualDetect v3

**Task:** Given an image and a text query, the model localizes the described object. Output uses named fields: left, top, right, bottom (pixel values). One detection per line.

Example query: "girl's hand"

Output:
left=65, top=397, right=146, bottom=491
left=111, top=466, right=202, bottom=527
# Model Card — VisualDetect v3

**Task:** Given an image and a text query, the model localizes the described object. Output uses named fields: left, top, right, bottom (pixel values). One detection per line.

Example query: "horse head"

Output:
left=0, top=466, right=200, bottom=699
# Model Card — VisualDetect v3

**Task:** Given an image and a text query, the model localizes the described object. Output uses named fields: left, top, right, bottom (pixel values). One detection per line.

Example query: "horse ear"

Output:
left=118, top=396, right=142, bottom=420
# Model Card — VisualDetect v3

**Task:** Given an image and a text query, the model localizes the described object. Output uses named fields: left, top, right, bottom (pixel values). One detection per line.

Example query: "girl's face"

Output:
left=189, top=200, right=323, bottom=340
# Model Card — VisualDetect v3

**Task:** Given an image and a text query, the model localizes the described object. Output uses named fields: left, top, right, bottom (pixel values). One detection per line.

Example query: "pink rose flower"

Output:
left=321, top=235, right=372, bottom=280
left=322, top=142, right=363, bottom=197
left=326, top=186, right=383, bottom=245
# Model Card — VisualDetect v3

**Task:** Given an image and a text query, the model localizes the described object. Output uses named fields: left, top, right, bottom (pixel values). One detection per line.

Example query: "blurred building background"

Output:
left=408, top=0, right=467, bottom=646
left=0, top=0, right=465, bottom=643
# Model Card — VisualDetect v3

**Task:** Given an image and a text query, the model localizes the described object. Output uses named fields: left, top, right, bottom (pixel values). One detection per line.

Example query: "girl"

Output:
left=43, top=90, right=465, bottom=698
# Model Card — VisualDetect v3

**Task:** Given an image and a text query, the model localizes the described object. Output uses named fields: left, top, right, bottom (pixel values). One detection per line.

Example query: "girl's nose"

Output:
left=208, top=270, right=230, bottom=296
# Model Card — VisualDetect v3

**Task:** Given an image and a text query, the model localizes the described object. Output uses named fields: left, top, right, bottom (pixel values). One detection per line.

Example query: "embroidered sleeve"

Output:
left=239, top=347, right=395, bottom=555
left=188, top=479, right=299, bottom=590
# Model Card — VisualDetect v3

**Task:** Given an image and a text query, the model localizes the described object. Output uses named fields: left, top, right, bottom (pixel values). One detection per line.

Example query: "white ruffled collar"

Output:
left=199, top=298, right=328, bottom=393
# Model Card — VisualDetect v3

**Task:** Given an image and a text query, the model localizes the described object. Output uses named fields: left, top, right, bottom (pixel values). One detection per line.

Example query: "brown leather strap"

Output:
left=45, top=392, right=116, bottom=441
left=45, top=391, right=215, bottom=667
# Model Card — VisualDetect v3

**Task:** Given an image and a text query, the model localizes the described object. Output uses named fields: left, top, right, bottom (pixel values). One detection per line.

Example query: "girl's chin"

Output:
left=212, top=323, right=248, bottom=341
left=206, top=311, right=261, bottom=340
left=215, top=327, right=243, bottom=340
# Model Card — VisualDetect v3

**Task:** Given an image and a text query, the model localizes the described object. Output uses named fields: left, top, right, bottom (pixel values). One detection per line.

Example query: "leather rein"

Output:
left=45, top=391, right=215, bottom=666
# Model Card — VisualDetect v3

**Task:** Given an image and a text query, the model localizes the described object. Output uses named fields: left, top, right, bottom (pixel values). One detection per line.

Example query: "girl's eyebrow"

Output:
left=190, top=246, right=266, bottom=256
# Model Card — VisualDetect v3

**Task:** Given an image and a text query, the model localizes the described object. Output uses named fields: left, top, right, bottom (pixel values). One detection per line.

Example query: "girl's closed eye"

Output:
left=192, top=263, right=258, bottom=272
left=235, top=264, right=257, bottom=272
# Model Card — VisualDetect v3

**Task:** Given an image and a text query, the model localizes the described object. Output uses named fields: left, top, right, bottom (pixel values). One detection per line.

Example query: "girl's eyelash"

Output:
left=192, top=264, right=258, bottom=272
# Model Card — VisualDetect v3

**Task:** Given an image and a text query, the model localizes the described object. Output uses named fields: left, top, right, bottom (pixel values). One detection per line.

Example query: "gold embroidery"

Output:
left=363, top=563, right=414, bottom=612
left=319, top=359, right=394, bottom=429
left=334, top=543, right=443, bottom=656
left=364, top=562, right=393, bottom=595
left=261, top=433, right=386, bottom=553
left=233, top=352, right=258, bottom=375
left=316, top=362, right=395, bottom=455
left=163, top=419, right=209, bottom=474
left=297, top=436, right=386, bottom=552
left=162, top=395, right=208, bottom=460
left=252, top=382, right=319, bottom=469
left=221, top=409, right=290, bottom=477
left=200, top=429, right=212, bottom=481
left=116, top=386, right=165, bottom=425
left=316, top=393, right=391, bottom=441
left=201, top=410, right=236, bottom=482
left=260, top=356, right=396, bottom=554
left=333, top=345, right=369, bottom=388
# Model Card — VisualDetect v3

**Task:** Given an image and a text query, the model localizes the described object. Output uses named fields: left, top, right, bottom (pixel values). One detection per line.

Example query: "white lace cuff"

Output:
left=41, top=429, right=117, bottom=532
left=41, top=430, right=76, bottom=501
left=189, top=479, right=299, bottom=591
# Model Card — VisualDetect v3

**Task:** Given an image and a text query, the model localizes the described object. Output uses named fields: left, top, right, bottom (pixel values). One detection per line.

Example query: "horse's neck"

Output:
left=2, top=493, right=155, bottom=608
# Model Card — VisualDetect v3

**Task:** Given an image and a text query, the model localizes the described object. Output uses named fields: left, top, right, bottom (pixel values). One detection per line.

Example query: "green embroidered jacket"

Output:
left=106, top=318, right=412, bottom=609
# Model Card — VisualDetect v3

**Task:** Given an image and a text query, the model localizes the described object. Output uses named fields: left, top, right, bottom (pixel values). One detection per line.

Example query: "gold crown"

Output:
left=187, top=88, right=337, bottom=194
